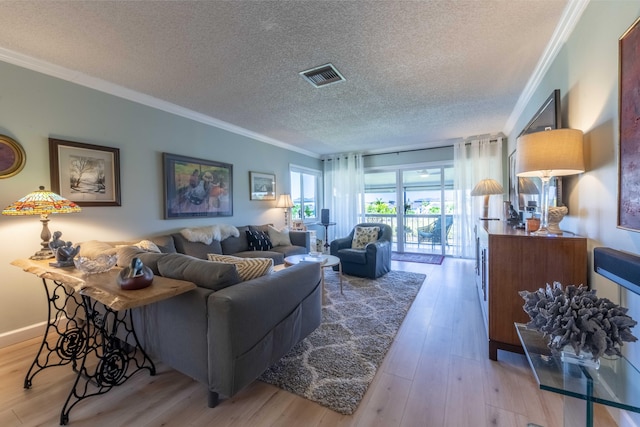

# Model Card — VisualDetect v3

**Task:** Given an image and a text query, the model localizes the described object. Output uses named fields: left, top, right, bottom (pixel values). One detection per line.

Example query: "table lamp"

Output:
left=471, top=178, right=504, bottom=220
left=515, top=128, right=584, bottom=235
left=275, top=194, right=294, bottom=227
left=2, top=186, right=82, bottom=259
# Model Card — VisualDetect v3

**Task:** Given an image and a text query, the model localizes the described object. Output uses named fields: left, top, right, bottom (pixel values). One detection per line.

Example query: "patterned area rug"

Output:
left=259, top=269, right=426, bottom=415
left=391, top=252, right=444, bottom=265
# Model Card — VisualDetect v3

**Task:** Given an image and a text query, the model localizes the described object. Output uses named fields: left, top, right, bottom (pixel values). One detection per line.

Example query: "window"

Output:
left=290, top=165, right=321, bottom=221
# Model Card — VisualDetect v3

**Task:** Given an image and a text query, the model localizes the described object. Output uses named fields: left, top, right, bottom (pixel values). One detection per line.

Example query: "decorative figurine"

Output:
left=117, top=257, right=154, bottom=290
left=49, top=231, right=81, bottom=268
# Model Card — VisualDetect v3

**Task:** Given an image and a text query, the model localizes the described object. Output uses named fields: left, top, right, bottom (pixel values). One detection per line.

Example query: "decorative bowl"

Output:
left=74, top=254, right=118, bottom=275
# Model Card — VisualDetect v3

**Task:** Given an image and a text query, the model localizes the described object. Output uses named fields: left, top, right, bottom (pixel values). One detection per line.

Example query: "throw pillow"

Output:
left=116, top=239, right=161, bottom=253
left=207, top=254, right=274, bottom=281
left=157, top=253, right=240, bottom=291
left=351, top=226, right=380, bottom=249
left=77, top=240, right=118, bottom=258
left=267, top=225, right=292, bottom=247
left=246, top=229, right=273, bottom=251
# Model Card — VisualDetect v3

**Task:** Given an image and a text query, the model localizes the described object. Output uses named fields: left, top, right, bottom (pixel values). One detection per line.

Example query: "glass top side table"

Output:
left=515, top=323, right=640, bottom=427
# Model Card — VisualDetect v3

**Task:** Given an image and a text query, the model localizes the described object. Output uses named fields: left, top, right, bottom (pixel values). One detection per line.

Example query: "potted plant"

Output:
left=519, top=282, right=637, bottom=364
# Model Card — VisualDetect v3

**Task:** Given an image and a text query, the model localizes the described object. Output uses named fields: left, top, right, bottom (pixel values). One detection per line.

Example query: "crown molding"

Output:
left=504, top=0, right=590, bottom=137
left=0, top=46, right=320, bottom=159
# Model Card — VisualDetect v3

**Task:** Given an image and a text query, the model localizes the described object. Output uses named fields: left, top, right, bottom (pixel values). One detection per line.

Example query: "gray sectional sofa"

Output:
left=80, top=224, right=321, bottom=407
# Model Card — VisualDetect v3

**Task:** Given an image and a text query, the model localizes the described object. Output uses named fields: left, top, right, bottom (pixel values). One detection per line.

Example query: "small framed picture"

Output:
left=249, top=171, right=276, bottom=201
left=163, top=152, right=233, bottom=219
left=49, top=138, right=121, bottom=206
left=0, top=135, right=26, bottom=179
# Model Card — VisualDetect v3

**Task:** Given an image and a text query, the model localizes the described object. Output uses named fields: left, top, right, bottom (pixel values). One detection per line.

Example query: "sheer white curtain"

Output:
left=453, top=137, right=504, bottom=258
left=323, top=153, right=365, bottom=240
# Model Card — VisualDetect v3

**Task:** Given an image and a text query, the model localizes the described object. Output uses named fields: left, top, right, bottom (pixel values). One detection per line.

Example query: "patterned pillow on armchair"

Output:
left=351, top=226, right=380, bottom=249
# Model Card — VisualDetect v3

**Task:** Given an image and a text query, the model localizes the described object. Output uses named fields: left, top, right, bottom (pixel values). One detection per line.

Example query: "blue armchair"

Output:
left=330, top=223, right=392, bottom=279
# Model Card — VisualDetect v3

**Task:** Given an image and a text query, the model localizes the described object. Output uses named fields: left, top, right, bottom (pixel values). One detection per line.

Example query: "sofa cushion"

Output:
left=157, top=253, right=240, bottom=291
left=117, top=239, right=161, bottom=253
left=267, top=225, right=292, bottom=247
left=172, top=233, right=222, bottom=260
left=116, top=246, right=167, bottom=275
left=77, top=240, right=119, bottom=258
left=351, top=226, right=380, bottom=249
left=207, top=254, right=273, bottom=281
left=221, top=225, right=250, bottom=254
left=148, top=235, right=177, bottom=254
left=246, top=229, right=273, bottom=251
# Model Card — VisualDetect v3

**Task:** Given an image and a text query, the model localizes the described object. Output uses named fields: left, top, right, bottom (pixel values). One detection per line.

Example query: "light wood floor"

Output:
left=0, top=258, right=617, bottom=426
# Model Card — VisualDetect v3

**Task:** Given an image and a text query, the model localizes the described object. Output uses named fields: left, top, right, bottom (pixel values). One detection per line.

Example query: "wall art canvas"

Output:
left=619, top=17, right=640, bottom=231
left=163, top=153, right=233, bottom=218
left=49, top=138, right=121, bottom=206
left=249, top=171, right=276, bottom=200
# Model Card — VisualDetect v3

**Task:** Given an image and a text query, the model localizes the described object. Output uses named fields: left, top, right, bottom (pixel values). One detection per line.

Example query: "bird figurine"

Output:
left=117, top=257, right=153, bottom=290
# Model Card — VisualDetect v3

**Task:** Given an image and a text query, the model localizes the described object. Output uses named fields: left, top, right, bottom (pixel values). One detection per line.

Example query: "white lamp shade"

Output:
left=515, top=128, right=585, bottom=177
left=276, top=194, right=294, bottom=208
left=470, top=179, right=504, bottom=196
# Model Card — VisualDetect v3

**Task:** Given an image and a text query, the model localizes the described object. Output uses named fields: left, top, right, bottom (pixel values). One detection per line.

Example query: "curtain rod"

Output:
left=322, top=135, right=503, bottom=160
left=322, top=145, right=452, bottom=161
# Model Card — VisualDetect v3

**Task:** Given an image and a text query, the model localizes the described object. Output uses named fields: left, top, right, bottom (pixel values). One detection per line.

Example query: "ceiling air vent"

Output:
left=299, top=63, right=345, bottom=88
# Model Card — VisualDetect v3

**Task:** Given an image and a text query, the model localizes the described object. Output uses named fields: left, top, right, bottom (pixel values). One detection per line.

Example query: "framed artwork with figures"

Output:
left=163, top=152, right=233, bottom=219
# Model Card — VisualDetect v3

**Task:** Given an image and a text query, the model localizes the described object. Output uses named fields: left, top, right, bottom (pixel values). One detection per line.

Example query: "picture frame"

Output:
left=0, top=134, right=26, bottom=179
left=49, top=138, right=121, bottom=206
left=249, top=171, right=276, bottom=201
left=618, top=17, right=640, bottom=232
left=163, top=152, right=233, bottom=219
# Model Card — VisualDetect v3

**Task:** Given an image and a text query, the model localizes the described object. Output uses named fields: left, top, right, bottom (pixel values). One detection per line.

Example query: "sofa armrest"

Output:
left=289, top=230, right=311, bottom=251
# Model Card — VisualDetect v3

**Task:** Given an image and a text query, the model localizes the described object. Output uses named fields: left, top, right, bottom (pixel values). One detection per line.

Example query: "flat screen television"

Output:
left=509, top=89, right=563, bottom=212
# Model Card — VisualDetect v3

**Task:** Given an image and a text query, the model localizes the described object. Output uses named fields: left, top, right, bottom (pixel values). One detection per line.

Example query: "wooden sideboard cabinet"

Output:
left=474, top=221, right=587, bottom=361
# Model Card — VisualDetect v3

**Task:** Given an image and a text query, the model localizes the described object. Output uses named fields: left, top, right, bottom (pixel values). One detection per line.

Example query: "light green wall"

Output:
left=507, top=3, right=640, bottom=424
left=0, top=60, right=321, bottom=336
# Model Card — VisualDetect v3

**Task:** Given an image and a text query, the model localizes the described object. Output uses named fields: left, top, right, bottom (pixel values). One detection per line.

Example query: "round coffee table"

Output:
left=284, top=254, right=343, bottom=300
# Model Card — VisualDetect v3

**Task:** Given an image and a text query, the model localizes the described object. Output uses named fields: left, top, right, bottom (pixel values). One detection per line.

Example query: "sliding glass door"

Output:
left=364, top=164, right=455, bottom=256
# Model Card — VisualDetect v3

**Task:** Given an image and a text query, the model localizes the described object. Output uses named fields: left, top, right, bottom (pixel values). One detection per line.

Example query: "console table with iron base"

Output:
left=11, top=258, right=195, bottom=425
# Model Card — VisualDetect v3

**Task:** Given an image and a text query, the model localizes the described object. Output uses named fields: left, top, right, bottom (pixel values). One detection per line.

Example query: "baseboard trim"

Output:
left=0, top=321, right=47, bottom=349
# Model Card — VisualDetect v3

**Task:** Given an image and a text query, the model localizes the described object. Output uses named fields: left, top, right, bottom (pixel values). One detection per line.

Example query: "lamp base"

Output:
left=30, top=248, right=54, bottom=260
left=547, top=206, right=569, bottom=235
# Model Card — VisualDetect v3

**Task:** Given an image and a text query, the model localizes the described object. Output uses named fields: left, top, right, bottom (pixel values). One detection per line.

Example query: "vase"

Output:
left=560, top=345, right=600, bottom=369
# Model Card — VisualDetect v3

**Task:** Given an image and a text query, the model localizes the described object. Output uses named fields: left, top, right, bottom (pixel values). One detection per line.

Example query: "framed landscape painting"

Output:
left=249, top=171, right=276, bottom=200
left=618, top=17, right=640, bottom=231
left=49, top=138, right=121, bottom=206
left=163, top=153, right=233, bottom=219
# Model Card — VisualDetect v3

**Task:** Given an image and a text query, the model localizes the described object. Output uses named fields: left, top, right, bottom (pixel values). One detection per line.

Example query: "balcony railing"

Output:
left=363, top=214, right=455, bottom=253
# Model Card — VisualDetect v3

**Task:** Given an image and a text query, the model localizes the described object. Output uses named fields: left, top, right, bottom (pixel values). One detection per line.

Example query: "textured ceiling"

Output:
left=0, top=1, right=572, bottom=157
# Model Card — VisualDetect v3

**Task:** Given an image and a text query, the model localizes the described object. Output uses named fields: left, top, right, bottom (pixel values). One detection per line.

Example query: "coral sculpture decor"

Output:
left=520, top=282, right=637, bottom=361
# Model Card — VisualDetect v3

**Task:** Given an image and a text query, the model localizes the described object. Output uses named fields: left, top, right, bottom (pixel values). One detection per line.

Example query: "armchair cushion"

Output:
left=337, top=248, right=367, bottom=264
left=351, top=226, right=380, bottom=249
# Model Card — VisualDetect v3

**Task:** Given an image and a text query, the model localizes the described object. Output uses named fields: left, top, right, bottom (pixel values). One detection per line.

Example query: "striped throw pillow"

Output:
left=207, top=254, right=274, bottom=281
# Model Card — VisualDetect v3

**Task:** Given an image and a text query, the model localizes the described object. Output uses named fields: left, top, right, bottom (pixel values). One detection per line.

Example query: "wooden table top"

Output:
left=11, top=258, right=196, bottom=312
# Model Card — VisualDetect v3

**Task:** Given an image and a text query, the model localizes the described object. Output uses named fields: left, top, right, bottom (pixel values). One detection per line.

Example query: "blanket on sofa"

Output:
left=180, top=224, right=240, bottom=244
